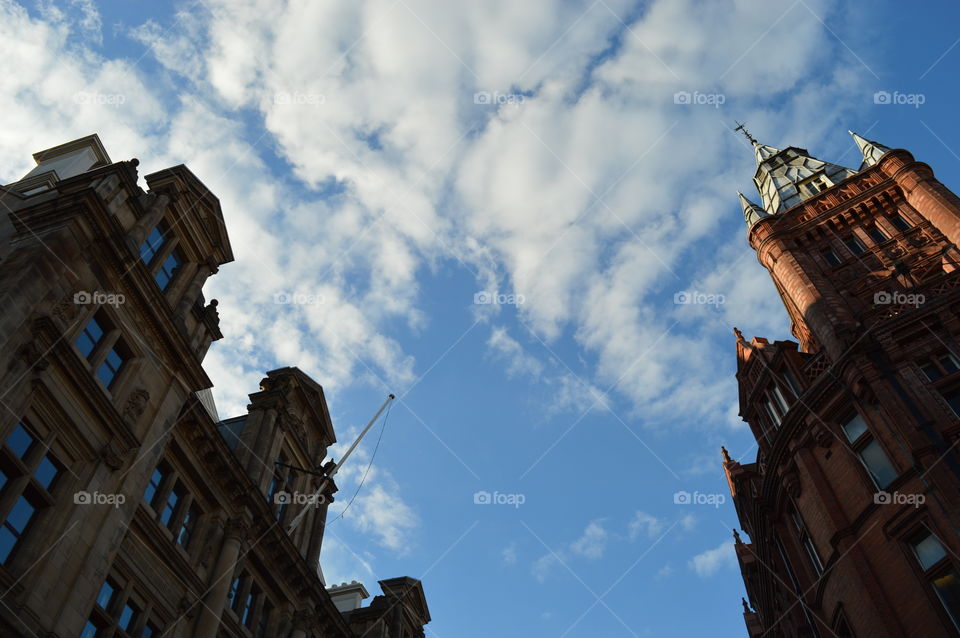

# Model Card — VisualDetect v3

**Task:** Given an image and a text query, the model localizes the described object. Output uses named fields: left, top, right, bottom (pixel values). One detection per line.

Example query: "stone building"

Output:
left=724, top=129, right=960, bottom=636
left=0, top=134, right=429, bottom=637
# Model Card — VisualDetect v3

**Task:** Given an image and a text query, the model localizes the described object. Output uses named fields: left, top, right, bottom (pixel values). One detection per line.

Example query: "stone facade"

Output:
left=725, top=132, right=960, bottom=637
left=0, top=135, right=429, bottom=637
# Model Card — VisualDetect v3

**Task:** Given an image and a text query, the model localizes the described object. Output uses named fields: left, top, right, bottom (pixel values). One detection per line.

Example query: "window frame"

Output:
left=840, top=412, right=898, bottom=489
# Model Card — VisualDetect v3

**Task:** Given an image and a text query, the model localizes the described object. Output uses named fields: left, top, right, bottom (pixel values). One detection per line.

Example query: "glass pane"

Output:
left=933, top=568, right=960, bottom=629
left=140, top=227, right=165, bottom=263
left=5, top=497, right=36, bottom=534
left=860, top=439, right=898, bottom=487
left=119, top=602, right=137, bottom=630
left=160, top=490, right=180, bottom=526
left=96, top=579, right=115, bottom=609
left=80, top=620, right=101, bottom=638
left=923, top=362, right=943, bottom=382
left=34, top=456, right=60, bottom=491
left=944, top=390, right=960, bottom=417
left=5, top=423, right=35, bottom=458
left=0, top=468, right=7, bottom=492
left=96, top=361, right=117, bottom=387
left=913, top=533, right=948, bottom=570
left=771, top=385, right=790, bottom=414
left=842, top=413, right=868, bottom=443
left=142, top=621, right=161, bottom=638
left=845, top=237, right=865, bottom=255
left=144, top=468, right=163, bottom=504
left=891, top=215, right=911, bottom=232
left=941, top=355, right=960, bottom=374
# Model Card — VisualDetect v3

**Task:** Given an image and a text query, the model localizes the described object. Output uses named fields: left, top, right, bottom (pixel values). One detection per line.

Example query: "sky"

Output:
left=2, top=0, right=960, bottom=635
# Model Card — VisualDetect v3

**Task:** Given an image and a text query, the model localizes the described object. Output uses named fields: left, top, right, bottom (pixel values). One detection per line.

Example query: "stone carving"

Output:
left=51, top=296, right=80, bottom=323
left=122, top=388, right=150, bottom=424
left=100, top=438, right=138, bottom=471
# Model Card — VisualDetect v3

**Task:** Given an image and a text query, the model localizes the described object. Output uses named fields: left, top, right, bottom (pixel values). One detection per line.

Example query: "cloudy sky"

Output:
left=3, top=0, right=960, bottom=635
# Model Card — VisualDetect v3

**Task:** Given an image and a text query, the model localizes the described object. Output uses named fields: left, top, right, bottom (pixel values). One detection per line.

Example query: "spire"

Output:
left=738, top=191, right=770, bottom=227
left=849, top=130, right=892, bottom=168
left=734, top=121, right=781, bottom=165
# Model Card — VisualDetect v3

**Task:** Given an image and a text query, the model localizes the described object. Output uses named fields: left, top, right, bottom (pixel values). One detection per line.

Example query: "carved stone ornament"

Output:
left=122, top=388, right=150, bottom=424
left=51, top=296, right=81, bottom=323
left=9, top=340, right=49, bottom=373
left=782, top=469, right=802, bottom=499
left=811, top=423, right=835, bottom=448
left=100, top=439, right=138, bottom=471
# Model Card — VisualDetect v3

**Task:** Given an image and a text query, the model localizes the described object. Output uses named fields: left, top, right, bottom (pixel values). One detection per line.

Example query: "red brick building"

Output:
left=724, top=130, right=960, bottom=637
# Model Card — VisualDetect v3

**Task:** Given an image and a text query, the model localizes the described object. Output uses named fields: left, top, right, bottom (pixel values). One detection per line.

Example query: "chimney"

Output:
left=326, top=580, right=369, bottom=613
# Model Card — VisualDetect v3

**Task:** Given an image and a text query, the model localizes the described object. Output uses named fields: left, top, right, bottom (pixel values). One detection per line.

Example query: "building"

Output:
left=0, top=134, right=429, bottom=637
left=723, top=129, right=960, bottom=637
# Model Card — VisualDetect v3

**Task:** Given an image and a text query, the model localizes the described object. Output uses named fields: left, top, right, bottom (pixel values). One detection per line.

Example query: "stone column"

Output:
left=128, top=192, right=171, bottom=251
left=307, top=495, right=333, bottom=566
left=174, top=262, right=213, bottom=318
left=192, top=518, right=246, bottom=638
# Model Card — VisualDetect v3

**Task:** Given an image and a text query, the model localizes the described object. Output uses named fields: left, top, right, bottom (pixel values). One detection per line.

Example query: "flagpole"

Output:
left=286, top=393, right=395, bottom=533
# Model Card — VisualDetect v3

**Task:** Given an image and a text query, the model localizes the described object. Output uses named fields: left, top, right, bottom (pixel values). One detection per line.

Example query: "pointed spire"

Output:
left=754, top=142, right=781, bottom=164
left=849, top=130, right=891, bottom=167
left=738, top=191, right=770, bottom=228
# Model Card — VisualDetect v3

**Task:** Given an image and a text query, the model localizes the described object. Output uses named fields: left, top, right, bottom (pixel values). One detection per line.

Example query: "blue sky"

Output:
left=3, top=1, right=960, bottom=635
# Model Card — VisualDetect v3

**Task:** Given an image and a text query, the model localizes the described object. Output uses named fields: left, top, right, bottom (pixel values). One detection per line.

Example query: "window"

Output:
left=791, top=507, right=823, bottom=575
left=76, top=316, right=106, bottom=359
left=764, top=400, right=783, bottom=428
left=866, top=226, right=888, bottom=244
left=159, top=485, right=183, bottom=527
left=890, top=214, right=912, bottom=232
left=0, top=421, right=62, bottom=564
left=921, top=353, right=960, bottom=382
left=769, top=385, right=791, bottom=415
left=96, top=342, right=128, bottom=388
left=155, top=251, right=182, bottom=291
left=841, top=413, right=898, bottom=488
left=844, top=236, right=867, bottom=256
left=822, top=248, right=842, bottom=267
left=910, top=530, right=960, bottom=630
left=939, top=388, right=960, bottom=417
left=178, top=503, right=200, bottom=547
left=228, top=575, right=241, bottom=611
left=139, top=226, right=166, bottom=264
left=143, top=466, right=167, bottom=507
left=86, top=576, right=160, bottom=638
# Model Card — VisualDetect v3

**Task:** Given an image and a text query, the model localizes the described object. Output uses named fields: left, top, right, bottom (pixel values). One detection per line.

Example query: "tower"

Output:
left=724, top=129, right=960, bottom=637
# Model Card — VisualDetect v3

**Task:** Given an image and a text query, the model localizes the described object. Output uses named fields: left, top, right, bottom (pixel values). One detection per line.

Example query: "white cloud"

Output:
left=502, top=543, right=518, bottom=566
left=531, top=552, right=560, bottom=583
left=570, top=520, right=608, bottom=559
left=628, top=511, right=666, bottom=541
left=689, top=540, right=737, bottom=578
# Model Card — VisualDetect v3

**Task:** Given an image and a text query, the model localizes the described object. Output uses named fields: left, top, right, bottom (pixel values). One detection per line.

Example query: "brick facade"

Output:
left=725, top=134, right=960, bottom=637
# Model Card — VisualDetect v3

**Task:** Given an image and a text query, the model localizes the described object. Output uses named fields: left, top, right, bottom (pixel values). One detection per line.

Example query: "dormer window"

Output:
left=139, top=226, right=166, bottom=264
left=155, top=251, right=182, bottom=291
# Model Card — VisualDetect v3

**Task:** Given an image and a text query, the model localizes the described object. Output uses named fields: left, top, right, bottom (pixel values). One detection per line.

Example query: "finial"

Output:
left=734, top=121, right=757, bottom=145
left=721, top=445, right=732, bottom=463
left=733, top=327, right=744, bottom=342
left=733, top=528, right=742, bottom=544
left=742, top=597, right=751, bottom=613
